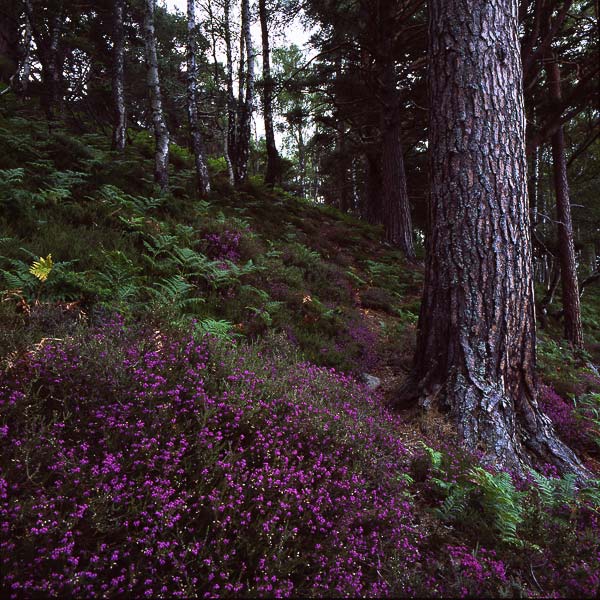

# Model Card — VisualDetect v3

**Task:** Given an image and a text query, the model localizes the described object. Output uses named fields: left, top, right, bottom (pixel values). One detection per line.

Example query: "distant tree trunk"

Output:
left=380, top=62, right=415, bottom=258
left=296, top=124, right=306, bottom=196
left=224, top=0, right=237, bottom=183
left=186, top=0, right=210, bottom=197
left=24, top=0, right=65, bottom=120
left=404, top=0, right=586, bottom=477
left=20, top=18, right=33, bottom=93
left=235, top=0, right=254, bottom=185
left=258, top=0, right=280, bottom=185
left=337, top=126, right=351, bottom=212
left=112, top=0, right=127, bottom=152
left=0, top=2, right=20, bottom=86
left=365, top=150, right=382, bottom=224
left=143, top=0, right=169, bottom=191
left=207, top=0, right=233, bottom=183
left=547, top=57, right=584, bottom=349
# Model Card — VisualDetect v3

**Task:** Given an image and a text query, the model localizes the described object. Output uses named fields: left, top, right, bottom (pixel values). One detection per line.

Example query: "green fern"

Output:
left=468, top=467, right=524, bottom=546
left=143, top=234, right=179, bottom=258
left=434, top=485, right=469, bottom=523
left=420, top=442, right=443, bottom=471
left=0, top=168, right=25, bottom=185
left=196, top=319, right=238, bottom=340
left=1, top=267, right=34, bottom=291
left=150, top=275, right=194, bottom=302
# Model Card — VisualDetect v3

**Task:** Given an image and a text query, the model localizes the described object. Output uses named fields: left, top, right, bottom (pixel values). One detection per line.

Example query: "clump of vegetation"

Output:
left=1, top=103, right=600, bottom=598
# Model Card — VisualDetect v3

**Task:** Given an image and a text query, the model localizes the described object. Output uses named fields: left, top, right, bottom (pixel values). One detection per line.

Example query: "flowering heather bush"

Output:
left=203, top=230, right=242, bottom=264
left=2, top=318, right=599, bottom=598
left=335, top=317, right=379, bottom=373
left=420, top=545, right=510, bottom=598
left=538, top=384, right=595, bottom=453
left=1, top=318, right=423, bottom=598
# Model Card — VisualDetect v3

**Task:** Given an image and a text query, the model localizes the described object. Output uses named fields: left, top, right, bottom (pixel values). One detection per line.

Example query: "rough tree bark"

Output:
left=143, top=0, right=170, bottom=191
left=365, top=151, right=383, bottom=224
left=234, top=0, right=254, bottom=185
left=223, top=0, right=236, bottom=184
left=403, top=0, right=587, bottom=477
left=112, top=0, right=127, bottom=152
left=547, top=57, right=584, bottom=349
left=258, top=0, right=280, bottom=185
left=380, top=61, right=415, bottom=259
left=186, top=0, right=210, bottom=197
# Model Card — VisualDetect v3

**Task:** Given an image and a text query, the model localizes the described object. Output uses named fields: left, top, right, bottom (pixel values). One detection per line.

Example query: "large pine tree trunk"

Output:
left=365, top=151, right=382, bottom=224
left=234, top=0, right=254, bottom=185
left=112, top=0, right=127, bottom=152
left=547, top=58, right=584, bottom=349
left=258, top=0, right=280, bottom=186
left=186, top=0, right=210, bottom=197
left=143, top=0, right=170, bottom=191
left=405, top=0, right=587, bottom=477
left=380, top=62, right=415, bottom=259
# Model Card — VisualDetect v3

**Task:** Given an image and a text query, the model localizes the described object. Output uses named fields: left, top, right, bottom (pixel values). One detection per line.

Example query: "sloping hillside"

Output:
left=2, top=105, right=600, bottom=597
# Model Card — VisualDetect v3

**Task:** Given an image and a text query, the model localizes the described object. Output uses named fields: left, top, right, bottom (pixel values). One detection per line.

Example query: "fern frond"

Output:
left=468, top=467, right=523, bottom=545
left=0, top=168, right=25, bottom=185
left=196, top=319, right=237, bottom=340
left=150, top=275, right=195, bottom=304
left=29, top=254, right=54, bottom=281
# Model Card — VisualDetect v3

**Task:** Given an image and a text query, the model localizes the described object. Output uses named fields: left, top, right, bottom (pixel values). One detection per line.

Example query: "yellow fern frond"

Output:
left=29, top=254, right=53, bottom=282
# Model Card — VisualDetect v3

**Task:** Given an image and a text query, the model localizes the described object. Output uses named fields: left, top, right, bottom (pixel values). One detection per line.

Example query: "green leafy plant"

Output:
left=29, top=254, right=54, bottom=282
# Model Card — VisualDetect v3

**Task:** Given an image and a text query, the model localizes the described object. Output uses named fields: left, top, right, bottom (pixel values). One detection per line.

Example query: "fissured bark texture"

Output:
left=410, top=0, right=586, bottom=477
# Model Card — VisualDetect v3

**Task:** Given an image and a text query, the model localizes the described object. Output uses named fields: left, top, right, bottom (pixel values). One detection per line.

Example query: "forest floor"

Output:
left=2, top=100, right=600, bottom=597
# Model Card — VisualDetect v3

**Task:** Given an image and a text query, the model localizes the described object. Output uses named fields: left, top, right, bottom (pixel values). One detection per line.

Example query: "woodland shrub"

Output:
left=1, top=318, right=423, bottom=598
left=2, top=317, right=598, bottom=598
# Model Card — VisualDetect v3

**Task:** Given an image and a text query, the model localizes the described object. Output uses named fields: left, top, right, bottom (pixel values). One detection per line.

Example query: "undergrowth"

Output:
left=1, top=104, right=600, bottom=598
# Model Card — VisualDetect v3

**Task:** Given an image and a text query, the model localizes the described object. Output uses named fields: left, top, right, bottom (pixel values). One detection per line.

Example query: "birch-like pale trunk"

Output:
left=224, top=0, right=236, bottom=183
left=112, top=0, right=127, bottom=152
left=143, top=0, right=170, bottom=191
left=20, top=15, right=33, bottom=93
left=186, top=0, right=210, bottom=197
left=234, top=0, right=254, bottom=185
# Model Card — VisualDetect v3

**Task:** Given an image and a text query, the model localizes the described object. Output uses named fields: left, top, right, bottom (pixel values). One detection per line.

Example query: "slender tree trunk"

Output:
left=186, top=0, right=210, bottom=197
left=24, top=0, right=65, bottom=121
left=207, top=0, right=232, bottom=183
left=20, top=18, right=32, bottom=94
left=235, top=0, right=254, bottom=185
left=297, top=125, right=305, bottom=196
left=336, top=126, right=351, bottom=212
left=46, top=9, right=64, bottom=120
left=365, top=151, right=382, bottom=224
left=378, top=51, right=415, bottom=258
left=547, top=58, right=584, bottom=349
left=0, top=2, right=20, bottom=87
left=143, top=0, right=169, bottom=191
left=403, top=0, right=586, bottom=477
left=258, top=0, right=280, bottom=185
left=112, top=0, right=127, bottom=152
left=224, top=0, right=237, bottom=183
